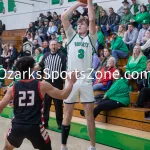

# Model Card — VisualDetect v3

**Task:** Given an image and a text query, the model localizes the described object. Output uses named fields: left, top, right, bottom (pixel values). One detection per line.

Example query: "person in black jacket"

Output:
left=34, top=40, right=66, bottom=129
left=136, top=60, right=150, bottom=107
left=101, top=7, right=120, bottom=36
left=43, top=41, right=50, bottom=54
left=8, top=44, right=19, bottom=70
left=97, top=10, right=108, bottom=27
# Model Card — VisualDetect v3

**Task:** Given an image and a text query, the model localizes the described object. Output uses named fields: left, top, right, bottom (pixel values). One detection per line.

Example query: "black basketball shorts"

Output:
left=7, top=123, right=52, bottom=150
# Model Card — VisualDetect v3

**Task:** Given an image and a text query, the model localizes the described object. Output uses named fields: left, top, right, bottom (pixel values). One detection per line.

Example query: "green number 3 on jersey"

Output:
left=78, top=49, right=85, bottom=59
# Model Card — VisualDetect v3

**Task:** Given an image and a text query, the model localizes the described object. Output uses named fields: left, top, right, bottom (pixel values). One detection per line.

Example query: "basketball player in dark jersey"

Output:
left=0, top=56, right=76, bottom=150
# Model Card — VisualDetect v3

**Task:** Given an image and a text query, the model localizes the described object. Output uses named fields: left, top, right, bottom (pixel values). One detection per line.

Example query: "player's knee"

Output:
left=85, top=112, right=94, bottom=122
left=63, top=113, right=72, bottom=125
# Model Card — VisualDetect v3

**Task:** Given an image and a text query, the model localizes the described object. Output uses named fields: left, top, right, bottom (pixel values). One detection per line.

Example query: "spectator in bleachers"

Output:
left=120, top=6, right=134, bottom=29
left=130, top=0, right=140, bottom=16
left=32, top=39, right=41, bottom=54
left=36, top=21, right=44, bottom=39
left=33, top=48, right=43, bottom=65
left=97, top=10, right=108, bottom=28
left=118, top=25, right=126, bottom=39
left=31, top=32, right=42, bottom=46
left=61, top=32, right=67, bottom=48
left=80, top=68, right=130, bottom=118
left=136, top=60, right=150, bottom=107
left=20, top=37, right=33, bottom=56
left=41, top=19, right=49, bottom=41
left=53, top=12, right=57, bottom=17
left=42, top=41, right=50, bottom=54
left=0, top=65, right=5, bottom=87
left=25, top=22, right=36, bottom=35
left=93, top=3, right=104, bottom=24
left=50, top=33, right=58, bottom=42
left=47, top=11, right=53, bottom=22
left=146, top=0, right=150, bottom=12
left=8, top=44, right=19, bottom=70
left=96, top=25, right=104, bottom=53
left=1, top=44, right=10, bottom=69
left=57, top=41, right=67, bottom=57
left=101, top=7, right=120, bottom=37
left=125, top=45, right=147, bottom=79
left=124, top=23, right=139, bottom=52
left=47, top=21, right=58, bottom=41
left=117, top=0, right=130, bottom=17
left=111, top=32, right=129, bottom=62
left=130, top=5, right=150, bottom=30
left=82, top=8, right=88, bottom=17
left=39, top=13, right=47, bottom=23
left=93, top=57, right=116, bottom=91
left=27, top=32, right=33, bottom=42
left=70, top=10, right=81, bottom=28
left=98, top=48, right=112, bottom=70
left=141, top=29, right=150, bottom=58
left=53, top=14, right=61, bottom=31
left=136, top=20, right=150, bottom=46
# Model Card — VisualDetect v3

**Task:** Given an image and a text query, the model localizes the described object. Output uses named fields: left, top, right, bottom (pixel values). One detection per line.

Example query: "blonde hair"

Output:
left=130, top=45, right=144, bottom=63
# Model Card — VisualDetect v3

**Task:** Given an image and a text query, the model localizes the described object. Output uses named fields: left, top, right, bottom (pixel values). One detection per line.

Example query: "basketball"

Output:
left=78, top=0, right=87, bottom=4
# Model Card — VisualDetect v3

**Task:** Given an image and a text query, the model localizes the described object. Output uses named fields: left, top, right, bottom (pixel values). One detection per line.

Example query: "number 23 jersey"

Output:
left=12, top=79, right=44, bottom=125
left=65, top=26, right=97, bottom=72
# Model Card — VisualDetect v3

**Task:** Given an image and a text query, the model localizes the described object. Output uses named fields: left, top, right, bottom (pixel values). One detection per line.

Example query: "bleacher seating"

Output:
left=1, top=29, right=150, bottom=133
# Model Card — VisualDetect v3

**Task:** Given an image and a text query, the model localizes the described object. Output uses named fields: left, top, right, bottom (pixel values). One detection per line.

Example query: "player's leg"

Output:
left=53, top=98, right=63, bottom=129
left=44, top=94, right=53, bottom=128
left=61, top=103, right=74, bottom=150
left=80, top=80, right=96, bottom=150
left=3, top=138, right=15, bottom=150
left=27, top=124, right=52, bottom=150
left=83, top=103, right=96, bottom=150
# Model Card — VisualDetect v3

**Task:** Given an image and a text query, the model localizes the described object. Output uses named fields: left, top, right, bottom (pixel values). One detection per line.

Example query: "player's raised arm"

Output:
left=0, top=87, right=13, bottom=113
left=41, top=72, right=77, bottom=100
left=61, top=1, right=87, bottom=30
left=87, top=0, right=96, bottom=35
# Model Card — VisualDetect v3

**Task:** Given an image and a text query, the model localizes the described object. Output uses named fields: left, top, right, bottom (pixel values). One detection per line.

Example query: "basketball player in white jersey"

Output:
left=61, top=0, right=97, bottom=150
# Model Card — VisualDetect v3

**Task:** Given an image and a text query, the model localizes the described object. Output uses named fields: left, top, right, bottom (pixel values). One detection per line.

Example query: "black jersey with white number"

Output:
left=12, top=79, right=44, bottom=125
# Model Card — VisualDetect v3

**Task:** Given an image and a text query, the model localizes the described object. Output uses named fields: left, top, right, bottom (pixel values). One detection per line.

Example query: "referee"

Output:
left=35, top=40, right=66, bottom=129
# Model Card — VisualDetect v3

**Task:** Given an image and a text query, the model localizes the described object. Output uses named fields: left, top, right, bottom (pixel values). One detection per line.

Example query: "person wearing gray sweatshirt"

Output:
left=124, top=23, right=139, bottom=52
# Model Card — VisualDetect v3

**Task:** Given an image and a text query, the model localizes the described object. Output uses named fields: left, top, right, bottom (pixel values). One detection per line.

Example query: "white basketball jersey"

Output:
left=67, top=31, right=97, bottom=72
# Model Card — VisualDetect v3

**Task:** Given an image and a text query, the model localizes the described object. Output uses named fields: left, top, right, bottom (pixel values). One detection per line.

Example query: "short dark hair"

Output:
left=128, top=23, right=134, bottom=27
left=15, top=56, right=35, bottom=79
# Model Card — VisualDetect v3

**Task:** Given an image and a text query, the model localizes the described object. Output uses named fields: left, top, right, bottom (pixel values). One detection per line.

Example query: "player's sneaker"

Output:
left=88, top=146, right=96, bottom=150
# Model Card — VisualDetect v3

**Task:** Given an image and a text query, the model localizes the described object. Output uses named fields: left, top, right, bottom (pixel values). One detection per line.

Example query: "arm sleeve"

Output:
left=111, top=38, right=123, bottom=50
left=136, top=56, right=147, bottom=73
left=127, top=30, right=139, bottom=44
left=65, top=26, right=76, bottom=44
left=141, top=39, right=150, bottom=50
left=105, top=81, right=119, bottom=98
left=89, top=32, right=97, bottom=49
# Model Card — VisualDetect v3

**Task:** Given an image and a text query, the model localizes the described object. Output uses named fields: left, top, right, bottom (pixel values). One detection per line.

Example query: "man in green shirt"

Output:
left=130, top=0, right=140, bottom=16
left=111, top=32, right=129, bottom=62
left=120, top=6, right=134, bottom=28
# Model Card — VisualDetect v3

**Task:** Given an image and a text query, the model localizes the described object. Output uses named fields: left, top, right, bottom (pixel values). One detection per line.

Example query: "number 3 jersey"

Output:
left=12, top=79, right=44, bottom=125
left=65, top=26, right=97, bottom=73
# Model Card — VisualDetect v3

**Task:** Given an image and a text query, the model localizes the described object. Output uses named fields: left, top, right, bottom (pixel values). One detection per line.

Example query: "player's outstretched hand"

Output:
left=77, top=0, right=87, bottom=7
left=67, top=72, right=77, bottom=84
